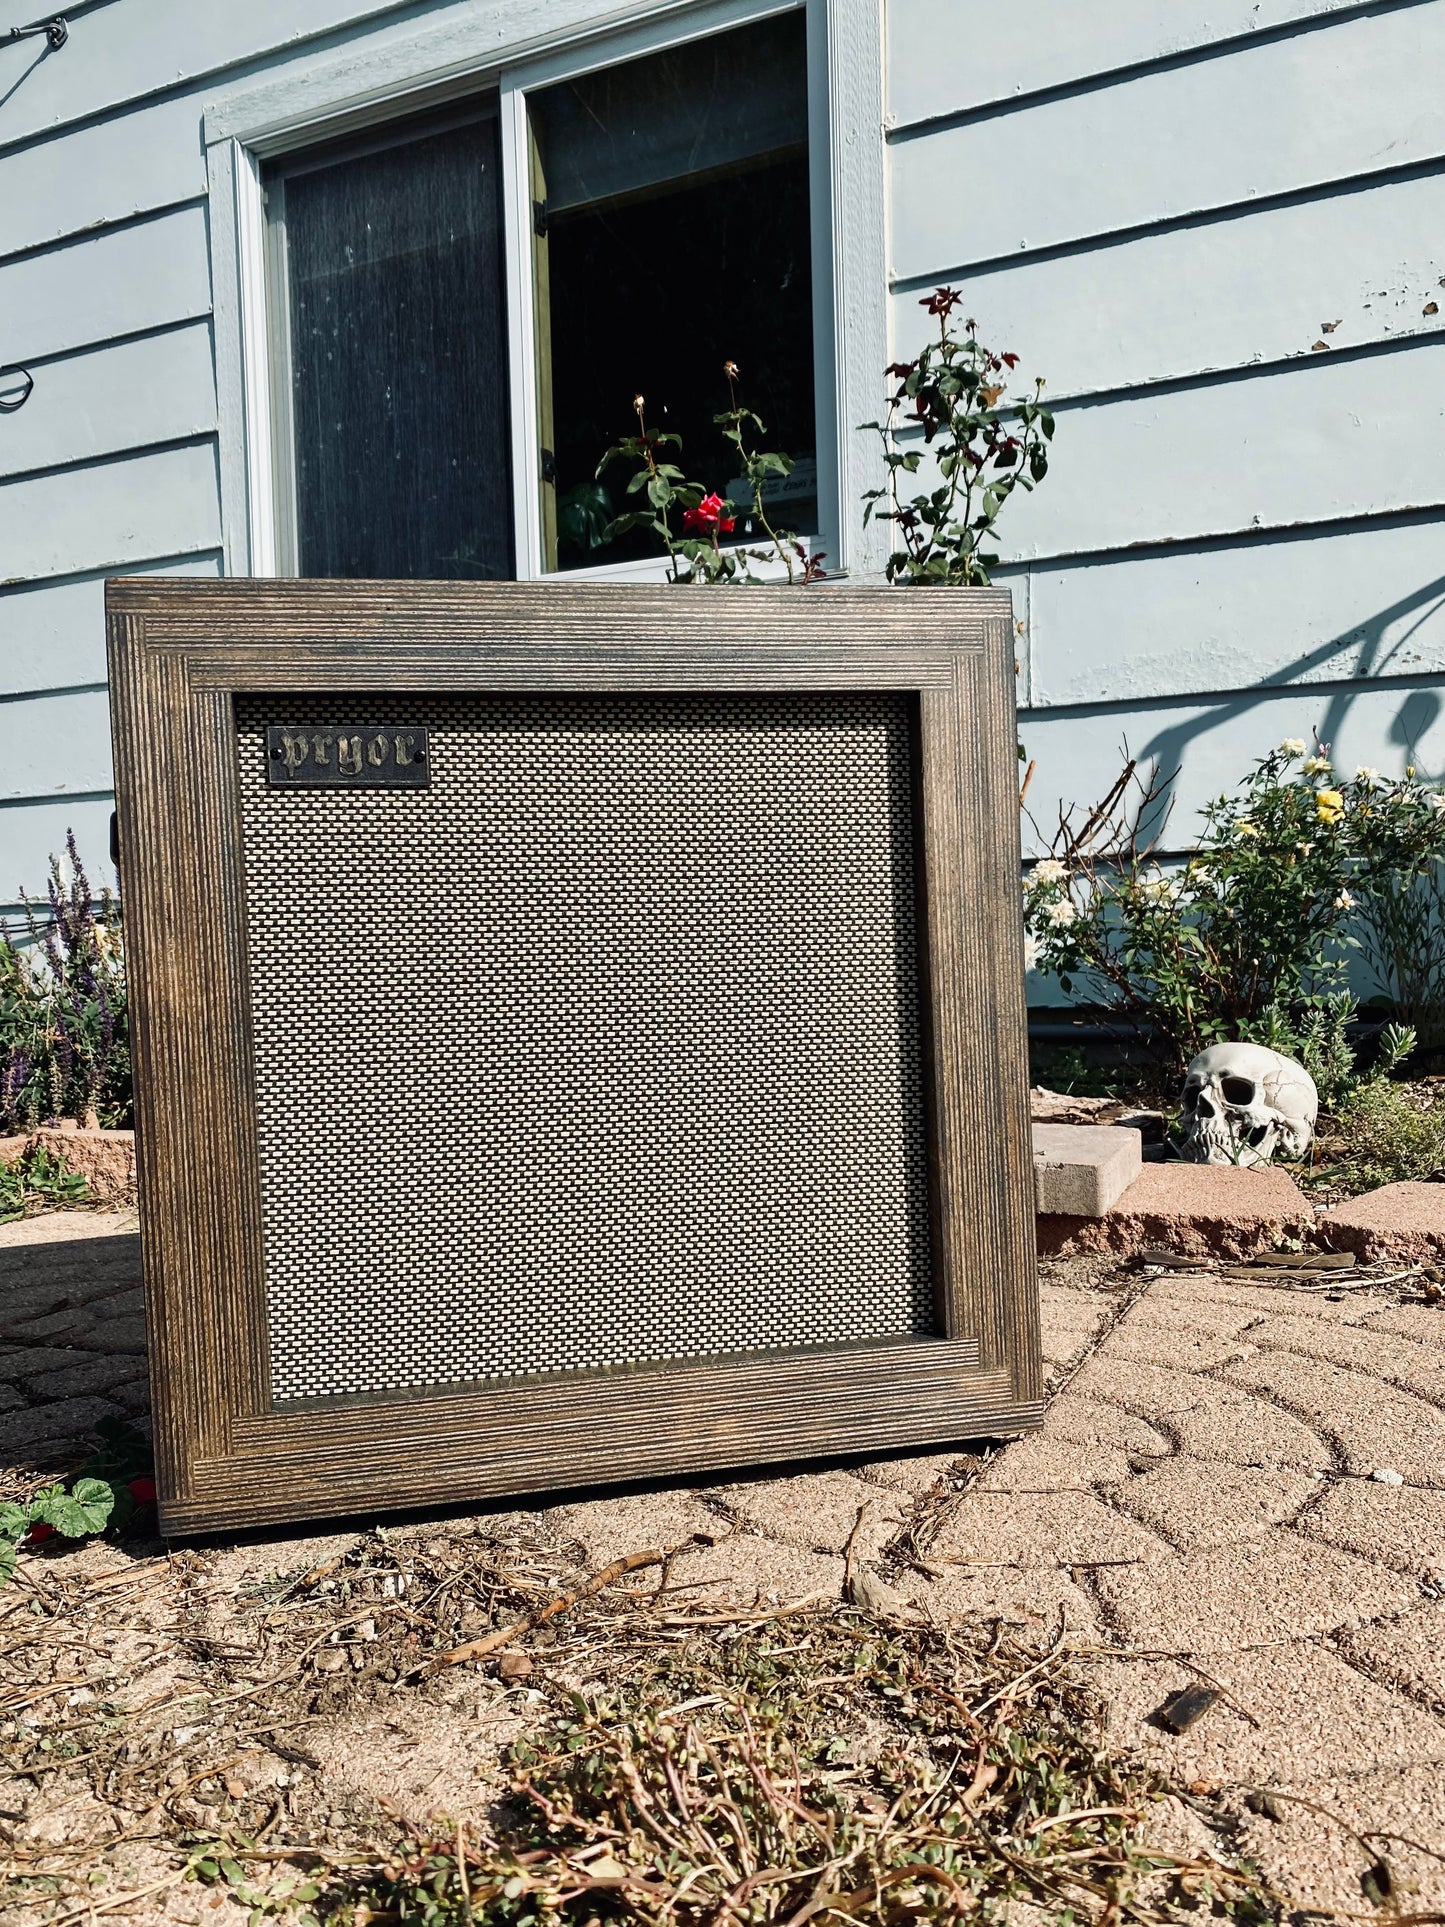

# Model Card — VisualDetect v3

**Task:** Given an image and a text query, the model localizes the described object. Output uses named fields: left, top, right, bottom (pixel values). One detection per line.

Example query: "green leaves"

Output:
left=1, top=1419, right=154, bottom=1585
left=592, top=374, right=820, bottom=586
left=867, top=294, right=1053, bottom=586
left=1020, top=746, right=1445, bottom=1075
left=37, top=1477, right=115, bottom=1537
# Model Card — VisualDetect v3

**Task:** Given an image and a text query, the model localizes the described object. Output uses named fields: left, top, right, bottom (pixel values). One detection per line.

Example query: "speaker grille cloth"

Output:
left=236, top=693, right=933, bottom=1402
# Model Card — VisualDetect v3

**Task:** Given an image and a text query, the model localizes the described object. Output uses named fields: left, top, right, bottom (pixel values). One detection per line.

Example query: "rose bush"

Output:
left=1023, top=741, right=1445, bottom=1073
left=596, top=366, right=823, bottom=584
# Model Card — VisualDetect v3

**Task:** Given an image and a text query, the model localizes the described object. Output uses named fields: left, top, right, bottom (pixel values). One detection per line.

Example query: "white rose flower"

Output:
left=1023, top=934, right=1040, bottom=970
left=1302, top=755, right=1332, bottom=776
left=1427, top=793, right=1445, bottom=814
left=1354, top=765, right=1380, bottom=785
left=1046, top=899, right=1078, bottom=927
left=1030, top=857, right=1067, bottom=888
left=1334, top=890, right=1355, bottom=911
left=1280, top=738, right=1307, bottom=756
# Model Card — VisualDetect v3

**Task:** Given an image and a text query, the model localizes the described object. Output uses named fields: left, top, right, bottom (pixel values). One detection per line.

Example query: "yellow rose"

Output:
left=1315, top=787, right=1345, bottom=824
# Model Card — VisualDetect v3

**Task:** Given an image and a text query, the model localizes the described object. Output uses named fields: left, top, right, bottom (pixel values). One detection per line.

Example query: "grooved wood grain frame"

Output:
left=105, top=579, right=1041, bottom=1536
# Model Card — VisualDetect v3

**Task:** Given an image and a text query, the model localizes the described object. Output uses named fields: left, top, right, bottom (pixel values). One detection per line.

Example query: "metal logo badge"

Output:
left=265, top=726, right=430, bottom=788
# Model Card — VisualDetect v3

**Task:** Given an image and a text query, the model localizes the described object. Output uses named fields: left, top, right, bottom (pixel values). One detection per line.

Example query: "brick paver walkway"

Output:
left=2, top=1211, right=1442, bottom=1917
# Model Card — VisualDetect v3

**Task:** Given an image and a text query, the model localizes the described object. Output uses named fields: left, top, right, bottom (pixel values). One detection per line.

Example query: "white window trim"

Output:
left=205, top=0, right=887, bottom=583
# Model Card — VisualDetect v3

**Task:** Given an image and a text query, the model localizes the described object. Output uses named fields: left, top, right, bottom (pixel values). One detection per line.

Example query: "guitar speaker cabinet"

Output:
left=106, top=580, right=1040, bottom=1534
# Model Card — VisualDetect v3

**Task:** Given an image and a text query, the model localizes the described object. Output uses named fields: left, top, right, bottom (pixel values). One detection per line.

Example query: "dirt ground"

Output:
left=2, top=1209, right=1443, bottom=1922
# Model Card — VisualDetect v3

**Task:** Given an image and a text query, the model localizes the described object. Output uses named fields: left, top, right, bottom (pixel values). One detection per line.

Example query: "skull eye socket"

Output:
left=1221, top=1075, right=1257, bottom=1107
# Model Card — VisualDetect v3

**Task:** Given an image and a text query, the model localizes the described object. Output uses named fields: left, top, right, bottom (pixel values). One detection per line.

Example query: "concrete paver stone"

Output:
left=1092, top=1528, right=1420, bottom=1650
left=1339, top=1599, right=1445, bottom=1710
left=932, top=1485, right=1167, bottom=1570
left=1093, top=1640, right=1445, bottom=1789
left=898, top=1561, right=1102, bottom=1639
left=1037, top=1282, right=1115, bottom=1368
left=1032, top=1123, right=1141, bottom=1216
left=1043, top=1393, right=1174, bottom=1458
left=971, top=1430, right=1138, bottom=1494
left=1039, top=1162, right=1310, bottom=1259
left=1296, top=1474, right=1445, bottom=1577
left=1223, top=1349, right=1445, bottom=1484
left=1072, top=1354, right=1334, bottom=1471
left=544, top=1488, right=721, bottom=1571
left=1319, top=1179, right=1445, bottom=1261
left=1108, top=1455, right=1318, bottom=1552
left=0, top=1393, right=125, bottom=1460
left=1238, top=1763, right=1445, bottom=1918
left=1361, top=1301, right=1445, bottom=1343
left=1250, top=1314, right=1445, bottom=1402
left=720, top=1468, right=905, bottom=1560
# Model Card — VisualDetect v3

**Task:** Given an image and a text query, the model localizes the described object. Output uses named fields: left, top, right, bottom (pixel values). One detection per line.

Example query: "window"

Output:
left=259, top=6, right=816, bottom=582
left=265, top=107, right=513, bottom=580
left=526, top=11, right=815, bottom=572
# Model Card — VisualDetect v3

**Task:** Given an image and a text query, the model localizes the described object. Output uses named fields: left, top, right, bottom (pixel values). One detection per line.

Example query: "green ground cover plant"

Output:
left=186, top=1610, right=1280, bottom=1926
left=0, top=1140, right=88, bottom=1221
left=0, top=1418, right=155, bottom=1583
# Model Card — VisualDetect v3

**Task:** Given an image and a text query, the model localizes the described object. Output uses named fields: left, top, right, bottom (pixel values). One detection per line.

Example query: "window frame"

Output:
left=261, top=96, right=511, bottom=580
left=205, top=0, right=887, bottom=585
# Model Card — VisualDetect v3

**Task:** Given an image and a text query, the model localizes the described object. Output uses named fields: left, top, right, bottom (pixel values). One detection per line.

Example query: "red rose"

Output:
left=682, top=492, right=734, bottom=535
left=128, top=1477, right=157, bottom=1505
left=27, top=1521, right=57, bottom=1544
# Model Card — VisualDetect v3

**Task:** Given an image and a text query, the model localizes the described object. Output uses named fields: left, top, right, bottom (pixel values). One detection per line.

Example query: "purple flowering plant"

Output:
left=1, top=833, right=129, bottom=1132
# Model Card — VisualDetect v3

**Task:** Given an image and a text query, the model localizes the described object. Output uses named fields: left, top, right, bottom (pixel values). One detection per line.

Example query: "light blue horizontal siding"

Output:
left=1020, top=680, right=1445, bottom=856
left=0, top=96, right=207, bottom=261
left=0, top=799, right=118, bottom=921
left=1017, top=516, right=1445, bottom=708
left=0, top=553, right=222, bottom=697
left=0, top=205, right=213, bottom=362
left=887, top=0, right=1369, bottom=126
left=0, top=441, right=222, bottom=584
left=891, top=168, right=1445, bottom=393
left=891, top=3, right=1445, bottom=276
left=0, top=0, right=417, bottom=156
left=0, top=323, right=217, bottom=482
left=0, top=689, right=114, bottom=805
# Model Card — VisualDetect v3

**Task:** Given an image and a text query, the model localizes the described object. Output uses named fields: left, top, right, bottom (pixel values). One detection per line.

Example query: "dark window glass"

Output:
left=277, top=112, right=513, bottom=580
left=530, top=12, right=815, bottom=572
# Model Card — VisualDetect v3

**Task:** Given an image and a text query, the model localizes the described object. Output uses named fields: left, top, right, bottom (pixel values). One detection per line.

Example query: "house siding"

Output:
left=885, top=0, right=1445, bottom=845
left=0, top=0, right=1442, bottom=912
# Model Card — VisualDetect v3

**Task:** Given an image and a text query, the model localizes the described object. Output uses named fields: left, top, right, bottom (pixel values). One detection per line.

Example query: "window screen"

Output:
left=270, top=110, right=513, bottom=580
left=529, top=11, right=816, bottom=572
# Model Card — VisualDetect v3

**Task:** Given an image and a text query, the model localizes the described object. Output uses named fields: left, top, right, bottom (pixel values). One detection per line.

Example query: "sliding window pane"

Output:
left=277, top=113, right=513, bottom=580
left=529, top=12, right=815, bottom=572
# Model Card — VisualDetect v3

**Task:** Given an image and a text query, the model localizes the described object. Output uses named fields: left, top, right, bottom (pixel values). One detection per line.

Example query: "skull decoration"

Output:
left=1178, top=1042, right=1318, bottom=1166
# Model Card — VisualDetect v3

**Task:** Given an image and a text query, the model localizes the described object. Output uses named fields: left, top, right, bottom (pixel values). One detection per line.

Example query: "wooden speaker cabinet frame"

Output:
left=106, top=579, right=1040, bottom=1536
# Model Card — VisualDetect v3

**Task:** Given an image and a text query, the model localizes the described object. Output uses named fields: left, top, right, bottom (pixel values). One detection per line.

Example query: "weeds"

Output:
left=185, top=1612, right=1281, bottom=1925
left=1326, top=1077, right=1445, bottom=1189
left=0, top=1141, right=88, bottom=1222
left=0, top=1419, right=154, bottom=1582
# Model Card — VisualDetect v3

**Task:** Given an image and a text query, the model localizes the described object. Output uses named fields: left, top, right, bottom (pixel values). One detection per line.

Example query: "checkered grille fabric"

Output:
left=235, top=693, right=934, bottom=1403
